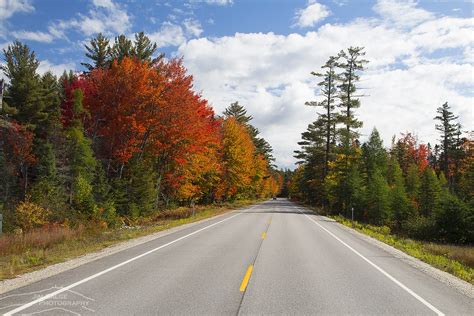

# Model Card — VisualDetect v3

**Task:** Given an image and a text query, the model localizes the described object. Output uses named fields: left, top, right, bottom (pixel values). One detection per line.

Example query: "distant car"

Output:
left=272, top=197, right=277, bottom=200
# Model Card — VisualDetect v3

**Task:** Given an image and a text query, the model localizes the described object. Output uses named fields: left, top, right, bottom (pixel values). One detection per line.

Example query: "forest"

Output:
left=290, top=47, right=473, bottom=244
left=0, top=32, right=282, bottom=234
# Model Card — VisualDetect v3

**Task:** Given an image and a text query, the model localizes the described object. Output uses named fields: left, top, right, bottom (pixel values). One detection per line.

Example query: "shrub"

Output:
left=14, top=201, right=51, bottom=231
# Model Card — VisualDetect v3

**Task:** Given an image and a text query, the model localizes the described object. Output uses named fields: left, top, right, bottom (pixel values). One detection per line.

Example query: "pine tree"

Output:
left=110, top=35, right=133, bottom=63
left=223, top=102, right=274, bottom=162
left=306, top=55, right=339, bottom=177
left=132, top=32, right=159, bottom=63
left=81, top=33, right=111, bottom=71
left=1, top=41, right=45, bottom=130
left=419, top=167, right=441, bottom=217
left=434, top=102, right=460, bottom=188
left=67, top=89, right=97, bottom=216
left=388, top=158, right=412, bottom=228
left=336, top=46, right=368, bottom=146
left=362, top=128, right=387, bottom=178
left=366, top=168, right=391, bottom=224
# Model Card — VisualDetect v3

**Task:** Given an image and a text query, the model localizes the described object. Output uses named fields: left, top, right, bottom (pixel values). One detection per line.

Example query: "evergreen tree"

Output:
left=366, top=168, right=391, bottom=224
left=419, top=167, right=441, bottom=217
left=388, top=158, right=412, bottom=228
left=336, top=46, right=368, bottom=146
left=362, top=128, right=387, bottom=178
left=132, top=32, right=159, bottom=63
left=405, top=163, right=420, bottom=202
left=67, top=89, right=97, bottom=216
left=1, top=41, right=45, bottom=129
left=306, top=55, right=339, bottom=177
left=110, top=35, right=133, bottom=63
left=223, top=102, right=274, bottom=162
left=81, top=33, right=111, bottom=71
left=434, top=102, right=460, bottom=188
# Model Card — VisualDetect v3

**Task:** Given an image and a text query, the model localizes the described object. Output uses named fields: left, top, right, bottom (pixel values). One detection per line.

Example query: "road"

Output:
left=0, top=199, right=472, bottom=315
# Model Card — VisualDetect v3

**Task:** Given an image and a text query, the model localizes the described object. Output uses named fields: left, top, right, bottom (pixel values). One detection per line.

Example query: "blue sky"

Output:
left=1, top=0, right=473, bottom=168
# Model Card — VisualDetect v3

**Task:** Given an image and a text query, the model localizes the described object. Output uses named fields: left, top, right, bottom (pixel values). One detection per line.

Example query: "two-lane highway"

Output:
left=0, top=200, right=472, bottom=315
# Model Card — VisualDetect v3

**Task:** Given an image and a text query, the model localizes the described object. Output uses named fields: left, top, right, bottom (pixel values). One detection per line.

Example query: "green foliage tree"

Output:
left=388, top=158, right=412, bottom=228
left=81, top=33, right=111, bottom=71
left=67, top=89, right=97, bottom=216
left=336, top=46, right=368, bottom=146
left=418, top=168, right=441, bottom=217
left=362, top=128, right=387, bottom=178
left=306, top=55, right=339, bottom=177
left=365, top=168, right=391, bottom=225
left=1, top=41, right=45, bottom=130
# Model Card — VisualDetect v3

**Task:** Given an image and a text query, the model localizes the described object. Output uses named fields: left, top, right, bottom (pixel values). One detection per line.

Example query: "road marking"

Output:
left=298, top=209, right=445, bottom=316
left=4, top=210, right=248, bottom=316
left=240, top=265, right=254, bottom=292
left=261, top=232, right=266, bottom=239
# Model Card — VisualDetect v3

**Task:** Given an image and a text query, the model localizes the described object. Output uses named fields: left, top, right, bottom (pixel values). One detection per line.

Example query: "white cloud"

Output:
left=179, top=2, right=473, bottom=168
left=149, top=19, right=204, bottom=48
left=183, top=18, right=203, bottom=37
left=373, top=0, right=434, bottom=27
left=0, top=0, right=33, bottom=21
left=12, top=30, right=55, bottom=43
left=190, top=0, right=233, bottom=5
left=149, top=22, right=187, bottom=48
left=37, top=60, right=76, bottom=77
left=294, top=0, right=331, bottom=28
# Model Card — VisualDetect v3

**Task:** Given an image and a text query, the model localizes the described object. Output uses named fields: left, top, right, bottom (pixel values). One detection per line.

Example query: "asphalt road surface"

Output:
left=0, top=199, right=472, bottom=315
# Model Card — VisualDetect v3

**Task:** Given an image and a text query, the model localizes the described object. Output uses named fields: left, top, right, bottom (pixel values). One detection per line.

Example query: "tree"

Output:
left=418, top=167, right=441, bottom=217
left=361, top=128, right=387, bottom=178
left=66, top=89, right=98, bottom=216
left=81, top=33, right=111, bottom=71
left=1, top=41, right=45, bottom=130
left=132, top=32, right=159, bottom=63
left=434, top=102, right=460, bottom=184
left=110, top=35, right=133, bottom=63
left=223, top=101, right=274, bottom=162
left=336, top=46, right=368, bottom=146
left=306, top=55, right=339, bottom=177
left=219, top=118, right=256, bottom=200
left=388, top=158, right=412, bottom=228
left=366, top=168, right=391, bottom=225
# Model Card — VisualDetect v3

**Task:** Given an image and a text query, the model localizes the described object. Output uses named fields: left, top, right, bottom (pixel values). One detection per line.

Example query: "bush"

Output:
left=404, top=216, right=437, bottom=241
left=435, top=193, right=471, bottom=243
left=14, top=201, right=51, bottom=231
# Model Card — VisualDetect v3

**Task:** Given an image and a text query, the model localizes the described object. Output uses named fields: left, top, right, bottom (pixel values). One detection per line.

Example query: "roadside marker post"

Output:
left=0, top=213, right=3, bottom=235
left=351, top=207, right=354, bottom=227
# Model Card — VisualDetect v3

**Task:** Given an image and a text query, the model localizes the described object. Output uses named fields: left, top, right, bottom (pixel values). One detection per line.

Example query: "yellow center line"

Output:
left=239, top=265, right=253, bottom=292
left=261, top=232, right=266, bottom=239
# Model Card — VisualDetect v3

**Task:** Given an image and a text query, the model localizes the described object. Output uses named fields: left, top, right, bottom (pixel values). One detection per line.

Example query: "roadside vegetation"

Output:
left=0, top=200, right=257, bottom=280
left=287, top=47, right=473, bottom=281
left=0, top=33, right=283, bottom=278
left=333, top=215, right=474, bottom=284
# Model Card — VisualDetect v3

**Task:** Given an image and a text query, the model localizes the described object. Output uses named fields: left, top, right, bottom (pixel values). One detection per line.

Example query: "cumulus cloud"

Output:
left=0, top=0, right=33, bottom=21
left=149, top=19, right=203, bottom=48
left=37, top=60, right=76, bottom=77
left=13, top=0, right=132, bottom=43
left=190, top=0, right=233, bottom=5
left=294, top=0, right=331, bottom=28
left=11, top=30, right=55, bottom=43
left=373, top=0, right=434, bottom=27
left=179, top=1, right=473, bottom=168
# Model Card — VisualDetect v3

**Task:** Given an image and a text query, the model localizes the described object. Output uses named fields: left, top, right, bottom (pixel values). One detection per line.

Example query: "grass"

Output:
left=0, top=200, right=258, bottom=281
left=332, top=215, right=474, bottom=284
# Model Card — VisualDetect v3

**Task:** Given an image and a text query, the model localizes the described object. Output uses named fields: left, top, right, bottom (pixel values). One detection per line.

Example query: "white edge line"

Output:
left=297, top=208, right=445, bottom=316
left=4, top=207, right=252, bottom=315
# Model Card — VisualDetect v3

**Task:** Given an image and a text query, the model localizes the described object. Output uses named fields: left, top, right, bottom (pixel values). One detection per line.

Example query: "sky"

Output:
left=1, top=0, right=473, bottom=169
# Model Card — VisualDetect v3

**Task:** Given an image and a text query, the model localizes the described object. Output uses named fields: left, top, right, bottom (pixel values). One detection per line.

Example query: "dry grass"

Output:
left=424, top=243, right=474, bottom=268
left=0, top=199, right=259, bottom=280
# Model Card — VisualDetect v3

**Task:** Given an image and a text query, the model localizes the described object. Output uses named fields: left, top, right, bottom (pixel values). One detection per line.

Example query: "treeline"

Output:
left=291, top=47, right=473, bottom=244
left=0, top=33, right=282, bottom=232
